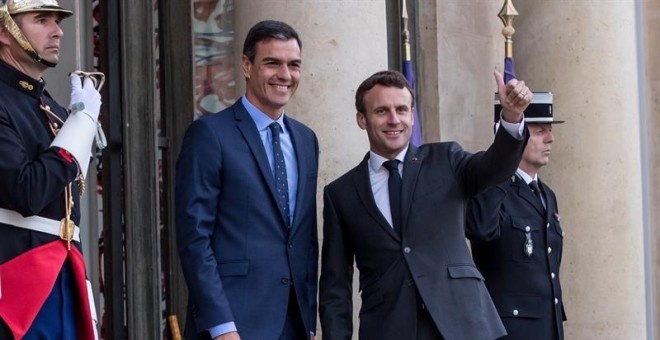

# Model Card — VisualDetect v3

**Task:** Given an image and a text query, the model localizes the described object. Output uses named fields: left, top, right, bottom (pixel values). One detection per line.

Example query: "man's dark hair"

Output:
left=355, top=70, right=415, bottom=114
left=243, top=20, right=301, bottom=62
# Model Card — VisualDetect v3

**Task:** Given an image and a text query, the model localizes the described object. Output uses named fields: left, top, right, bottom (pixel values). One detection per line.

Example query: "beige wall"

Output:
left=418, top=0, right=504, bottom=150
left=234, top=0, right=386, bottom=184
left=513, top=1, right=648, bottom=339
left=645, top=0, right=660, bottom=337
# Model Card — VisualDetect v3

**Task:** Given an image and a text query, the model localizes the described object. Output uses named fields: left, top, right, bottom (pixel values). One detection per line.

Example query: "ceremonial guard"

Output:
left=466, top=93, right=567, bottom=339
left=0, top=0, right=102, bottom=338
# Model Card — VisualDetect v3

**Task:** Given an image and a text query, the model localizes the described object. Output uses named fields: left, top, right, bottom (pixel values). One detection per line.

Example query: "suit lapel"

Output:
left=353, top=154, right=400, bottom=240
left=233, top=102, right=287, bottom=226
left=401, top=145, right=422, bottom=235
left=537, top=178, right=551, bottom=220
left=286, top=116, right=306, bottom=231
left=511, top=175, right=545, bottom=216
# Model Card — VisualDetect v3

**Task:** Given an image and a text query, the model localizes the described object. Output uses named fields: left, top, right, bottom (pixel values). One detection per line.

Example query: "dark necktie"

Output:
left=270, top=122, right=290, bottom=227
left=383, top=160, right=402, bottom=237
left=529, top=180, right=546, bottom=211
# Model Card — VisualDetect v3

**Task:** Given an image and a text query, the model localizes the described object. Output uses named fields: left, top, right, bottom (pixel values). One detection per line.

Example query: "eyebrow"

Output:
left=262, top=57, right=301, bottom=64
left=33, top=12, right=60, bottom=20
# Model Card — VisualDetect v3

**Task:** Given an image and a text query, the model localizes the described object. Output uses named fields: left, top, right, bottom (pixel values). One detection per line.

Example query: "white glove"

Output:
left=69, top=73, right=101, bottom=122
left=50, top=74, right=103, bottom=177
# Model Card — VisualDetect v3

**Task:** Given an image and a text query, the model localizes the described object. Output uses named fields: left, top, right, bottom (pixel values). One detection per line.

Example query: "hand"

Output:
left=69, top=73, right=102, bottom=122
left=494, top=70, right=531, bottom=124
left=213, top=331, right=240, bottom=340
left=310, top=335, right=316, bottom=340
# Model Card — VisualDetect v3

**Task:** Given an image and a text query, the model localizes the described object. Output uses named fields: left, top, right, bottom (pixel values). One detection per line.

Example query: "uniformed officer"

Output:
left=466, top=92, right=566, bottom=340
left=0, top=0, right=101, bottom=339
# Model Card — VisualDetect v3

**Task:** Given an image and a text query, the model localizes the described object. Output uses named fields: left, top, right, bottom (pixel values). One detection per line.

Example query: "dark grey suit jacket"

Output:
left=320, top=127, right=527, bottom=340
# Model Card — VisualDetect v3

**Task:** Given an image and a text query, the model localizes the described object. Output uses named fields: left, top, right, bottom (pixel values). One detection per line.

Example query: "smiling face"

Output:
left=0, top=11, right=63, bottom=78
left=241, top=38, right=301, bottom=120
left=357, top=84, right=414, bottom=159
left=519, top=123, right=554, bottom=176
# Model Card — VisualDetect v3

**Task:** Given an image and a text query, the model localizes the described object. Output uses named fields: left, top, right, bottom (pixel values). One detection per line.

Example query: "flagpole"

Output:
left=498, top=0, right=518, bottom=60
left=498, top=0, right=518, bottom=83
left=402, top=0, right=411, bottom=62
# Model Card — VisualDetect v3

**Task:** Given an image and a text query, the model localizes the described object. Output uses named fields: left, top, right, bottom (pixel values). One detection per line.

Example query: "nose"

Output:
left=387, top=111, right=400, bottom=124
left=546, top=131, right=554, bottom=143
left=52, top=22, right=64, bottom=39
left=276, top=64, right=291, bottom=80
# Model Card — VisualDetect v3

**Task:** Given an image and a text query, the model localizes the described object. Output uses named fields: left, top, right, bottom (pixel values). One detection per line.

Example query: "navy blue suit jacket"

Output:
left=176, top=100, right=319, bottom=339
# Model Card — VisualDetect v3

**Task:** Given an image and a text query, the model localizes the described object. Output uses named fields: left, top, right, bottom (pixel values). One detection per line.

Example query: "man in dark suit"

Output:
left=176, top=20, right=319, bottom=340
left=466, top=93, right=566, bottom=340
left=319, top=70, right=532, bottom=340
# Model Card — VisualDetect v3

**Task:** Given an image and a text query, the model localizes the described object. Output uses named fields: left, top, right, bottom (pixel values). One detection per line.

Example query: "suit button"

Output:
left=512, top=309, right=519, bottom=316
left=403, top=247, right=411, bottom=254
left=281, top=278, right=290, bottom=285
left=406, top=278, right=414, bottom=286
left=524, top=226, right=530, bottom=232
left=547, top=247, right=552, bottom=254
left=551, top=272, right=556, bottom=279
left=547, top=223, right=550, bottom=229
left=554, top=298, right=559, bottom=305
left=288, top=242, right=293, bottom=249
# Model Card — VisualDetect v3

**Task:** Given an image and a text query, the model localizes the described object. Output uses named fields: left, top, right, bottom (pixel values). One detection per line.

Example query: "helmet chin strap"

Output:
left=0, top=7, right=58, bottom=68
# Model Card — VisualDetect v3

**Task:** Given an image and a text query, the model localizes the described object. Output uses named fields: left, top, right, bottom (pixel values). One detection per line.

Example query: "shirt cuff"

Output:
left=209, top=322, right=237, bottom=338
left=498, top=111, right=525, bottom=140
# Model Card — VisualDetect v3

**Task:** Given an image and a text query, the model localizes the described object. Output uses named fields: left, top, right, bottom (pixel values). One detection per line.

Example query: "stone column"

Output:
left=514, top=1, right=647, bottom=339
left=234, top=0, right=388, bottom=183
left=418, top=0, right=505, bottom=150
left=234, top=1, right=390, bottom=337
left=643, top=0, right=660, bottom=337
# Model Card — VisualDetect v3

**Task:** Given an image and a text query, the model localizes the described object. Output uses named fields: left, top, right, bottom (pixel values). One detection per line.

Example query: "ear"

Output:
left=356, top=112, right=367, bottom=130
left=0, top=25, right=12, bottom=46
left=240, top=54, right=251, bottom=79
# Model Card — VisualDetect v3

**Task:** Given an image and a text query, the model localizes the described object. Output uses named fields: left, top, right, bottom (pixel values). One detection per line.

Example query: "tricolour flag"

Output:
left=403, top=59, right=422, bottom=147
left=504, top=56, right=516, bottom=83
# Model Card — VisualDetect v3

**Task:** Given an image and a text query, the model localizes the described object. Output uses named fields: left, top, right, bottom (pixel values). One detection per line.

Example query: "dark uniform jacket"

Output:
left=320, top=126, right=527, bottom=340
left=0, top=60, right=81, bottom=336
left=466, top=173, right=566, bottom=340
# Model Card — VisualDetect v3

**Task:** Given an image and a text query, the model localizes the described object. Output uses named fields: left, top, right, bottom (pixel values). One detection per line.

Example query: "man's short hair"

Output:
left=242, top=20, right=301, bottom=62
left=355, top=70, right=415, bottom=114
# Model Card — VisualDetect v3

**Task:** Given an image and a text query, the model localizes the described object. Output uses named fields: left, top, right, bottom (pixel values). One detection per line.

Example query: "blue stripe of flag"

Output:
left=403, top=60, right=422, bottom=146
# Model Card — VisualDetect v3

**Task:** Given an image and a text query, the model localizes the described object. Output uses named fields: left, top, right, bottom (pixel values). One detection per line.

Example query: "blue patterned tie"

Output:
left=270, top=122, right=290, bottom=227
left=382, top=160, right=402, bottom=237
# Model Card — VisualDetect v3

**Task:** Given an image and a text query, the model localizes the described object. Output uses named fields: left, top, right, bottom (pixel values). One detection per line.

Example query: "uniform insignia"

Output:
left=18, top=80, right=33, bottom=91
left=524, top=231, right=533, bottom=257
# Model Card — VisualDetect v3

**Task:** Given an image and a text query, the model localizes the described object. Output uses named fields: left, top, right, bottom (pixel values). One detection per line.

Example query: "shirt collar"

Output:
left=368, top=146, right=409, bottom=172
left=516, top=168, right=538, bottom=184
left=241, top=96, right=285, bottom=131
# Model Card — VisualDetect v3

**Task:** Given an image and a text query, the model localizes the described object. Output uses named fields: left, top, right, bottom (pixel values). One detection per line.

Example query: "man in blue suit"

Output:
left=176, top=20, right=319, bottom=340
